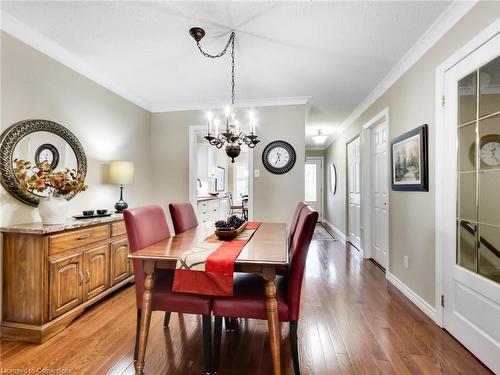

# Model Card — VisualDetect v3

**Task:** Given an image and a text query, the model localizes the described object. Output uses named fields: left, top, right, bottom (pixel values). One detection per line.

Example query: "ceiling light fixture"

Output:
left=312, top=129, right=328, bottom=144
left=189, top=27, right=259, bottom=162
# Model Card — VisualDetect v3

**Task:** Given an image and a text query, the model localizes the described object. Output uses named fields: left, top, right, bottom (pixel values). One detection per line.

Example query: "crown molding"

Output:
left=150, top=96, right=312, bottom=113
left=0, top=10, right=153, bottom=111
left=325, top=0, right=477, bottom=149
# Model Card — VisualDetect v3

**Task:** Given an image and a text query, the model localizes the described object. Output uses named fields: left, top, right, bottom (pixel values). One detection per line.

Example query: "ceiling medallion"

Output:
left=189, top=27, right=260, bottom=162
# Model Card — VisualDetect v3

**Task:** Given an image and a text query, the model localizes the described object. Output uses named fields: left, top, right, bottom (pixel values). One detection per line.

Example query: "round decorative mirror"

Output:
left=0, top=119, right=87, bottom=206
left=329, top=163, right=337, bottom=195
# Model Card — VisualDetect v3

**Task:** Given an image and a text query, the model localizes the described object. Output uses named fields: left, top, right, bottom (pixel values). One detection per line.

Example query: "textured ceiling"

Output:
left=1, top=1, right=451, bottom=147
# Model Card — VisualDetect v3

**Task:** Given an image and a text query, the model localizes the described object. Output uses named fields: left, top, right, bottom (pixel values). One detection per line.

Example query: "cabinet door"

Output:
left=49, top=254, right=84, bottom=319
left=110, top=239, right=130, bottom=286
left=83, top=245, right=110, bottom=300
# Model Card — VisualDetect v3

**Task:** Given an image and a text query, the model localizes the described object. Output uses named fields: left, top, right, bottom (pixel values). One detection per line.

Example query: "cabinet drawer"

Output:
left=111, top=221, right=126, bottom=237
left=49, top=225, right=110, bottom=256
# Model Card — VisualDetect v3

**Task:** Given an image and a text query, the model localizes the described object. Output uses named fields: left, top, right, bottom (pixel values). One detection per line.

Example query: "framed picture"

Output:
left=391, top=124, right=428, bottom=191
left=215, top=166, right=225, bottom=191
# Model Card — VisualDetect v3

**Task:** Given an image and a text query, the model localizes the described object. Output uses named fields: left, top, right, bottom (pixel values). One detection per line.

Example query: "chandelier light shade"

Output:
left=189, top=27, right=259, bottom=162
left=312, top=129, right=328, bottom=145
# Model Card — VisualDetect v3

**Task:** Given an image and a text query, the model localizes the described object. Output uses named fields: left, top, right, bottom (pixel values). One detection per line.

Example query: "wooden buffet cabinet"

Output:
left=1, top=215, right=134, bottom=343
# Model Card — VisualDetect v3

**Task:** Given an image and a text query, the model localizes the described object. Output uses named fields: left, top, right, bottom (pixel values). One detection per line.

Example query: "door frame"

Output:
left=360, top=108, right=390, bottom=272
left=188, top=125, right=254, bottom=220
left=435, top=18, right=500, bottom=328
left=346, top=136, right=361, bottom=250
left=305, top=156, right=324, bottom=222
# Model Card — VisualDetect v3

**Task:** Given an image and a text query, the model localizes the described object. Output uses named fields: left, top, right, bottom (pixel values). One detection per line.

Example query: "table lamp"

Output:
left=109, top=160, right=134, bottom=213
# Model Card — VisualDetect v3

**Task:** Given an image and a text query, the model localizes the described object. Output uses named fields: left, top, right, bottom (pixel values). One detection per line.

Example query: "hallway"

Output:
left=0, top=236, right=491, bottom=374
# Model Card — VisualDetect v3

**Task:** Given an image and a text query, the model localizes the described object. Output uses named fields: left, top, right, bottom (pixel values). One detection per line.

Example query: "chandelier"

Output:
left=189, top=27, right=259, bottom=162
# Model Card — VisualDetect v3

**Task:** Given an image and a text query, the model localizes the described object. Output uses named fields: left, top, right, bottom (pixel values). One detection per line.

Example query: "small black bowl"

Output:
left=82, top=210, right=94, bottom=216
left=96, top=209, right=108, bottom=215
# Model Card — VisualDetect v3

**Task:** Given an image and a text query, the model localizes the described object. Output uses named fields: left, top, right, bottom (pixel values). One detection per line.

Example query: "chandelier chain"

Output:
left=195, top=32, right=236, bottom=106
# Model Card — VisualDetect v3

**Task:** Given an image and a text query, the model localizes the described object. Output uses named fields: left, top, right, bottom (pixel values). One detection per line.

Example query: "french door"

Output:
left=443, top=32, right=500, bottom=374
left=347, top=137, right=361, bottom=250
left=305, top=157, right=323, bottom=220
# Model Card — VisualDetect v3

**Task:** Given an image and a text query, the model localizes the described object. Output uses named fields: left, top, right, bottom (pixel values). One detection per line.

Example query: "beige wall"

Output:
left=324, top=1, right=500, bottom=306
left=0, top=32, right=153, bottom=226
left=151, top=104, right=306, bottom=224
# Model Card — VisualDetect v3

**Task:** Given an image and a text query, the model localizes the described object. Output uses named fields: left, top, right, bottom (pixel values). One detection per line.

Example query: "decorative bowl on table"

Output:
left=214, top=215, right=247, bottom=240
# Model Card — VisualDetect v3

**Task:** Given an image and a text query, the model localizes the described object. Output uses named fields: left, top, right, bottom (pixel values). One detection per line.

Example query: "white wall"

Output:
left=323, top=1, right=500, bottom=306
left=0, top=32, right=153, bottom=226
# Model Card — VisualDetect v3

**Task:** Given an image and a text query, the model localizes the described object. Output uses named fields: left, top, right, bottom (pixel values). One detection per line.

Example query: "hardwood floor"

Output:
left=0, top=239, right=492, bottom=374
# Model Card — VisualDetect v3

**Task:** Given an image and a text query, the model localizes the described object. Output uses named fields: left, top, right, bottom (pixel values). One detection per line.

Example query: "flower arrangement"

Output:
left=14, top=159, right=88, bottom=197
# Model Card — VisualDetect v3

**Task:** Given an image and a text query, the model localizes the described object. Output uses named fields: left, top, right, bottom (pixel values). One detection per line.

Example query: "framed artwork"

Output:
left=391, top=124, right=428, bottom=191
left=329, top=163, right=337, bottom=194
left=215, top=166, right=225, bottom=191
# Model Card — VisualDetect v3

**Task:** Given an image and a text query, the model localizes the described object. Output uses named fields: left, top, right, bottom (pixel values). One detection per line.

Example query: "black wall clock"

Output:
left=262, top=140, right=296, bottom=174
left=35, top=143, right=59, bottom=170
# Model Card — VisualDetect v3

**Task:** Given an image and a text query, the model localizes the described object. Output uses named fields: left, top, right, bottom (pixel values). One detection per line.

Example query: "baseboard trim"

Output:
left=386, top=272, right=437, bottom=324
left=322, top=220, right=346, bottom=243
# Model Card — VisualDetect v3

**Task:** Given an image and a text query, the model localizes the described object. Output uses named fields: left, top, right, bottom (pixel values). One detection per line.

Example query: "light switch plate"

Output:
left=403, top=256, right=409, bottom=268
left=254, top=169, right=260, bottom=177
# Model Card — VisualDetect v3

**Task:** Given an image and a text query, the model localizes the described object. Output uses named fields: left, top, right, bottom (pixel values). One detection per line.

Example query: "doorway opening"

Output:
left=305, top=156, right=323, bottom=221
left=189, top=125, right=253, bottom=222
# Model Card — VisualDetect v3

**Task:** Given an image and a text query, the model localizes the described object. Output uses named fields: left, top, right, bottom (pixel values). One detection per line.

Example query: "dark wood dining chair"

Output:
left=211, top=206, right=318, bottom=375
left=123, top=205, right=213, bottom=373
left=169, top=202, right=199, bottom=234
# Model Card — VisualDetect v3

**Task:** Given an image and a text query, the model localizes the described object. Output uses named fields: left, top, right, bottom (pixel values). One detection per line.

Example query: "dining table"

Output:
left=129, top=221, right=288, bottom=375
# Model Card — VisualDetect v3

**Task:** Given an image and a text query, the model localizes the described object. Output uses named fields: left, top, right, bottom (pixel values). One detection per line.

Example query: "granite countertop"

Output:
left=197, top=194, right=229, bottom=202
left=0, top=214, right=124, bottom=235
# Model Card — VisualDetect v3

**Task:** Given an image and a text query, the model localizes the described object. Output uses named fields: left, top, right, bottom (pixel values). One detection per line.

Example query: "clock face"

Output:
left=262, top=141, right=296, bottom=174
left=480, top=141, right=500, bottom=166
left=34, top=143, right=59, bottom=170
left=469, top=134, right=500, bottom=168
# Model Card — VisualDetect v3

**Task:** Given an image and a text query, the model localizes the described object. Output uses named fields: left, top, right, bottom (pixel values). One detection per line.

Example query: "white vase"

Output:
left=38, top=192, right=69, bottom=225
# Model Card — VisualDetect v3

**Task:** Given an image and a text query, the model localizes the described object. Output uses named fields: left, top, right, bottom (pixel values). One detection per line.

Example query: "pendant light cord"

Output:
left=196, top=32, right=236, bottom=106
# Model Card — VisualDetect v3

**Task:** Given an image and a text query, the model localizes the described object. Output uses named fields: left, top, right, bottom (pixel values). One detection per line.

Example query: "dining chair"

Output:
left=123, top=205, right=213, bottom=373
left=276, top=201, right=308, bottom=277
left=228, top=192, right=244, bottom=217
left=169, top=202, right=199, bottom=234
left=211, top=206, right=318, bottom=375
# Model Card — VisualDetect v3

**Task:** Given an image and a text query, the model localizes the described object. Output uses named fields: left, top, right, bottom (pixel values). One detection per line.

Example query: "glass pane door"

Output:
left=457, top=55, right=500, bottom=283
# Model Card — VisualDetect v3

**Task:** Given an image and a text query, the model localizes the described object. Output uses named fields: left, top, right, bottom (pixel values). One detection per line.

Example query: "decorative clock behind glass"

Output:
left=469, top=134, right=500, bottom=168
left=35, top=143, right=60, bottom=170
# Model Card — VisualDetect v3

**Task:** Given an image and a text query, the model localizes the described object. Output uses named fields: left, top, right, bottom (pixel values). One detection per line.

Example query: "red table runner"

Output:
left=172, top=222, right=261, bottom=296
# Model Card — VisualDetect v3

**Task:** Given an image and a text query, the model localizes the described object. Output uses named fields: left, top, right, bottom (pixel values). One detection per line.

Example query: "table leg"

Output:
left=134, top=260, right=155, bottom=374
left=264, top=267, right=281, bottom=375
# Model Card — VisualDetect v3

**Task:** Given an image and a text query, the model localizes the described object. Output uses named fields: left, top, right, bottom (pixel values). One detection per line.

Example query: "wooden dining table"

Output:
left=129, top=221, right=288, bottom=375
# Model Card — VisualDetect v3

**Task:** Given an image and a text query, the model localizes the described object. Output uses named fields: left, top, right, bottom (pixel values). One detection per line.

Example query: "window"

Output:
left=233, top=161, right=248, bottom=204
left=305, top=163, right=317, bottom=201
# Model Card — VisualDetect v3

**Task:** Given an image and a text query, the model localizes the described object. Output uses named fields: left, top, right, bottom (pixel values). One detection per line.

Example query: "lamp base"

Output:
left=114, top=185, right=128, bottom=213
left=114, top=200, right=128, bottom=213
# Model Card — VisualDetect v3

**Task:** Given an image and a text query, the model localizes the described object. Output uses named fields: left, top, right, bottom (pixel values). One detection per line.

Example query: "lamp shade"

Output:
left=109, top=160, right=134, bottom=185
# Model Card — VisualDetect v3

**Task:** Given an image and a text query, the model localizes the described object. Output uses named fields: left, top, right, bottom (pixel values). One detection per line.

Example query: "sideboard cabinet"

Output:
left=1, top=215, right=134, bottom=343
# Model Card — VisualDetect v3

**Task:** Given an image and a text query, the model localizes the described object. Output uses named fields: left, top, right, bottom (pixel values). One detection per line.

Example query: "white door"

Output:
left=371, top=122, right=389, bottom=269
left=347, top=138, right=361, bottom=249
left=305, top=157, right=322, bottom=220
left=442, top=33, right=500, bottom=374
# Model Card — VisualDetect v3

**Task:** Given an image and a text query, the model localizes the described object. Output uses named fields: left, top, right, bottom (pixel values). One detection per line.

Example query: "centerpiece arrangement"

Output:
left=14, top=159, right=87, bottom=225
left=214, top=215, right=247, bottom=240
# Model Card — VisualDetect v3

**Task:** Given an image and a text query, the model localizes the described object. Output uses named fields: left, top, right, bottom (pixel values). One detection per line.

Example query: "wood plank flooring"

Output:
left=0, top=238, right=493, bottom=374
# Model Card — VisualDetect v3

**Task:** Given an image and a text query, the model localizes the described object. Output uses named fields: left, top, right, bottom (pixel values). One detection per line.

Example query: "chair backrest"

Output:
left=123, top=205, right=171, bottom=252
left=169, top=202, right=199, bottom=234
left=288, top=201, right=308, bottom=248
left=287, top=206, right=318, bottom=321
left=123, top=205, right=171, bottom=308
